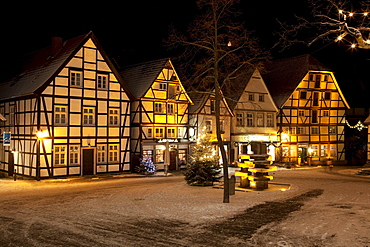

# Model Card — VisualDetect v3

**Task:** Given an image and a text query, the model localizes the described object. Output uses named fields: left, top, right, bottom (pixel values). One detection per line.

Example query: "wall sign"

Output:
left=3, top=132, right=11, bottom=146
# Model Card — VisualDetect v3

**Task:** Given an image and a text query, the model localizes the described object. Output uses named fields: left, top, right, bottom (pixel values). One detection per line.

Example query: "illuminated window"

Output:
left=70, top=71, right=82, bottom=86
left=159, top=83, right=167, bottom=90
left=155, top=128, right=164, bottom=138
left=311, top=145, right=318, bottom=157
left=54, top=146, right=66, bottom=166
left=69, top=145, right=79, bottom=165
left=167, top=104, right=174, bottom=114
left=155, top=149, right=164, bottom=163
left=323, top=111, right=329, bottom=116
left=246, top=113, right=254, bottom=126
left=167, top=128, right=176, bottom=138
left=83, top=107, right=95, bottom=125
left=312, top=127, right=319, bottom=134
left=143, top=150, right=153, bottom=159
left=330, top=145, right=337, bottom=157
left=236, top=113, right=243, bottom=126
left=320, top=145, right=328, bottom=157
left=109, top=144, right=119, bottom=162
left=55, top=106, right=67, bottom=125
left=266, top=114, right=274, bottom=127
left=109, top=109, right=119, bottom=125
left=97, top=145, right=106, bottom=163
left=97, top=74, right=108, bottom=89
left=298, top=110, right=304, bottom=117
left=329, top=126, right=336, bottom=134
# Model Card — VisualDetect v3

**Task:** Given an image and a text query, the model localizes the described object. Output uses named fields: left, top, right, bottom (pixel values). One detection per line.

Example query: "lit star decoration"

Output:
left=346, top=120, right=368, bottom=131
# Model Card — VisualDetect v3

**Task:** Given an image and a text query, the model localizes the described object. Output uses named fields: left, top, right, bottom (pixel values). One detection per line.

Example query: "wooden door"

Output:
left=169, top=151, right=177, bottom=171
left=82, top=149, right=94, bottom=175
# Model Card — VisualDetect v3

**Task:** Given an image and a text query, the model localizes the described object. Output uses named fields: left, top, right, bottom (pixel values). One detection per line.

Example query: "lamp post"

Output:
left=36, top=130, right=49, bottom=181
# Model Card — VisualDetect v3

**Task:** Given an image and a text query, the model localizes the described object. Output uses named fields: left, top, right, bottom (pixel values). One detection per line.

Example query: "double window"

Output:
left=55, top=106, right=67, bottom=125
left=97, top=145, right=106, bottom=163
left=109, top=109, right=119, bottom=125
left=109, top=144, right=119, bottom=162
left=54, top=146, right=66, bottom=166
left=83, top=107, right=95, bottom=125
left=69, top=145, right=79, bottom=165
left=97, top=74, right=108, bottom=89
left=70, top=71, right=82, bottom=86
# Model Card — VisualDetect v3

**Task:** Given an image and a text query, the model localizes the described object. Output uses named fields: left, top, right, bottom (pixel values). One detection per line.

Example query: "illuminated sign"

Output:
left=157, top=139, right=180, bottom=143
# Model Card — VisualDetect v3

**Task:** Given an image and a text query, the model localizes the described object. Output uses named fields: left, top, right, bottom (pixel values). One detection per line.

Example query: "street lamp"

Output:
left=36, top=129, right=49, bottom=180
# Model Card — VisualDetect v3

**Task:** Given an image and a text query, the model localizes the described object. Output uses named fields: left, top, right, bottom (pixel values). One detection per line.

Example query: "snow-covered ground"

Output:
left=0, top=166, right=368, bottom=246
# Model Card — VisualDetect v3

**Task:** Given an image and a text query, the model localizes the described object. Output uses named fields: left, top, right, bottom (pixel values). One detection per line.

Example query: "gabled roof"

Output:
left=188, top=89, right=233, bottom=116
left=223, top=64, right=256, bottom=110
left=0, top=31, right=132, bottom=101
left=119, top=58, right=169, bottom=99
left=262, top=54, right=331, bottom=108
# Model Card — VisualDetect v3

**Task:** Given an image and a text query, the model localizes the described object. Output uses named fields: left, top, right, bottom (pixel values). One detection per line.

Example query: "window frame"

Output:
left=83, top=107, right=95, bottom=125
left=109, top=108, right=119, bottom=126
left=70, top=70, right=82, bottom=87
left=108, top=144, right=119, bottom=163
left=54, top=145, right=67, bottom=166
left=97, top=73, right=108, bottom=89
left=55, top=105, right=68, bottom=125
left=97, top=144, right=107, bottom=164
left=69, top=145, right=80, bottom=166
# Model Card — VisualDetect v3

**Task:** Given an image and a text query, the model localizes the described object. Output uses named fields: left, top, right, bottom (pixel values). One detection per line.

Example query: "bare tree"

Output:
left=167, top=0, right=269, bottom=203
left=274, top=0, right=370, bottom=50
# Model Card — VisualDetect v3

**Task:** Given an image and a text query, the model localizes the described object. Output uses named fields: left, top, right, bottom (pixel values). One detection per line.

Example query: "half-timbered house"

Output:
left=0, top=31, right=132, bottom=179
left=120, top=58, right=192, bottom=171
left=188, top=88, right=233, bottom=164
left=224, top=66, right=279, bottom=163
left=263, top=54, right=350, bottom=165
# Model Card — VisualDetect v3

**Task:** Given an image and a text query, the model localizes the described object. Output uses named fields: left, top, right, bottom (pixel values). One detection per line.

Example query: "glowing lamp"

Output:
left=36, top=130, right=49, bottom=139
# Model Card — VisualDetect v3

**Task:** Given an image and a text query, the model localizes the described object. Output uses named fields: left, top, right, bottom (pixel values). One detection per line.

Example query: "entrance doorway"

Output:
left=82, top=149, right=94, bottom=175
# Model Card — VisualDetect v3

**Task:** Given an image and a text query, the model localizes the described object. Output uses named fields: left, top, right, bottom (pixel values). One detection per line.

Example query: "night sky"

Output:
left=1, top=0, right=369, bottom=107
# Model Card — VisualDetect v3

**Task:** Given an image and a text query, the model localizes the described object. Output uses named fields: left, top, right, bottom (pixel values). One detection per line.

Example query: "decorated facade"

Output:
left=120, top=58, right=192, bottom=171
left=0, top=32, right=132, bottom=178
left=263, top=55, right=350, bottom=165
left=225, top=66, right=279, bottom=163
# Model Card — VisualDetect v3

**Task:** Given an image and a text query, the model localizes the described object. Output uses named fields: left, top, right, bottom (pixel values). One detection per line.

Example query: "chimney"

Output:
left=51, top=37, right=63, bottom=57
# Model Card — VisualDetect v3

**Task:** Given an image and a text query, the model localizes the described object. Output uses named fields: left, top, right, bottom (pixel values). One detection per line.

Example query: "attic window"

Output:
left=70, top=71, right=82, bottom=87
left=159, top=83, right=167, bottom=90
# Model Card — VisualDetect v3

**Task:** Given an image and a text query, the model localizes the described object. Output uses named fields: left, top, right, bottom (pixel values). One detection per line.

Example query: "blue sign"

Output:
left=3, top=132, right=10, bottom=146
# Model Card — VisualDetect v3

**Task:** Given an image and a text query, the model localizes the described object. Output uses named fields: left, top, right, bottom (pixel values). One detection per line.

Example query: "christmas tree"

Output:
left=184, top=133, right=222, bottom=186
left=136, top=156, right=156, bottom=174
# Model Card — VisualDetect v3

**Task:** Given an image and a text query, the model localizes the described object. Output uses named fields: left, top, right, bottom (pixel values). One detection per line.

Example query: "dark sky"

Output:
left=1, top=1, right=308, bottom=64
left=1, top=0, right=369, bottom=106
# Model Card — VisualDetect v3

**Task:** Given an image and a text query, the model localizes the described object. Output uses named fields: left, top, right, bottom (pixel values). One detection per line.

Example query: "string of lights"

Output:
left=346, top=120, right=368, bottom=131
left=334, top=9, right=370, bottom=49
